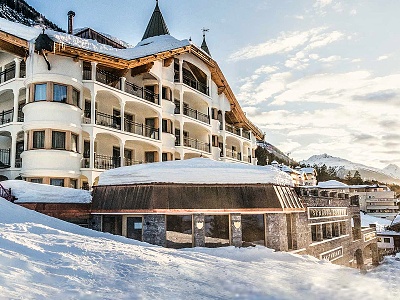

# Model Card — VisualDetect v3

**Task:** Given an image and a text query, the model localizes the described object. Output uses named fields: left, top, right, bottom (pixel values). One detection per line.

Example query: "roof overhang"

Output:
left=0, top=29, right=264, bottom=139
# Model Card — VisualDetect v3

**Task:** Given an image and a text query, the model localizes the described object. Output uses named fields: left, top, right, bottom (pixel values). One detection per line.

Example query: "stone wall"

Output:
left=143, top=215, right=166, bottom=247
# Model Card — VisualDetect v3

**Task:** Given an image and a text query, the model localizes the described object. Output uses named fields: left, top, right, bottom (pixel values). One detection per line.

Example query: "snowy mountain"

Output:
left=300, top=153, right=400, bottom=184
left=0, top=197, right=399, bottom=299
left=0, top=0, right=63, bottom=32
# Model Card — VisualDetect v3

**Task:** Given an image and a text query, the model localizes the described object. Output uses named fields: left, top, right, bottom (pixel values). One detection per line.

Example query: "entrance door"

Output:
left=145, top=118, right=156, bottom=138
left=127, top=217, right=143, bottom=241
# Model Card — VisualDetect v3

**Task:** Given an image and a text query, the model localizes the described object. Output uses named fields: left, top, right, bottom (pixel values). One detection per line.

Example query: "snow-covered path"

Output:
left=0, top=198, right=398, bottom=300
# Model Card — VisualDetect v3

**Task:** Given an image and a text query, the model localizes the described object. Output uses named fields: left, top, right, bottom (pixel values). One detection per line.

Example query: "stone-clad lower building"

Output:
left=89, top=159, right=379, bottom=269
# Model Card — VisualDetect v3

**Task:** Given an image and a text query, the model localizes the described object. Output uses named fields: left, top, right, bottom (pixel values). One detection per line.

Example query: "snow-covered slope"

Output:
left=301, top=154, right=400, bottom=184
left=0, top=198, right=399, bottom=299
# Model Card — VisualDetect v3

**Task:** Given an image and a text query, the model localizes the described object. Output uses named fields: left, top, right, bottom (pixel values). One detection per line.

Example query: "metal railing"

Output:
left=82, top=68, right=159, bottom=105
left=0, top=183, right=14, bottom=202
left=124, top=158, right=144, bottom=166
left=0, top=149, right=10, bottom=168
left=125, top=81, right=159, bottom=104
left=94, top=154, right=120, bottom=170
left=0, top=109, right=13, bottom=125
left=124, top=119, right=159, bottom=140
left=183, top=137, right=210, bottom=153
left=95, top=111, right=121, bottom=130
left=225, top=123, right=241, bottom=136
left=0, top=66, right=15, bottom=83
left=226, top=149, right=241, bottom=160
left=17, top=109, right=24, bottom=122
left=183, top=106, right=210, bottom=124
left=181, top=74, right=209, bottom=95
left=15, top=158, right=22, bottom=168
left=242, top=131, right=251, bottom=140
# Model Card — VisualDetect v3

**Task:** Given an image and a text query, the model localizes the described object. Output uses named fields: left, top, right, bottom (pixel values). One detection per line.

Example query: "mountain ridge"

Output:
left=300, top=153, right=400, bottom=184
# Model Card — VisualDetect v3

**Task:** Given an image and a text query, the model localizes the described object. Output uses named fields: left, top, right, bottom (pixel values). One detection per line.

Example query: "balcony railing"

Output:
left=175, top=74, right=209, bottom=96
left=0, top=109, right=13, bottom=125
left=125, top=81, right=159, bottom=105
left=15, top=158, right=22, bottom=168
left=0, top=66, right=15, bottom=83
left=124, top=158, right=144, bottom=166
left=242, top=131, right=251, bottom=140
left=183, top=106, right=210, bottom=124
left=226, top=149, right=241, bottom=161
left=94, top=154, right=120, bottom=170
left=183, top=137, right=210, bottom=153
left=0, top=149, right=10, bottom=168
left=83, top=68, right=159, bottom=105
left=124, top=119, right=159, bottom=140
left=225, top=123, right=241, bottom=136
left=86, top=110, right=159, bottom=140
left=17, top=109, right=24, bottom=122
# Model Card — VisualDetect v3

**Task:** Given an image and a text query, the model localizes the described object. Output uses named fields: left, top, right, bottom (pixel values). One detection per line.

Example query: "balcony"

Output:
left=175, top=103, right=210, bottom=124
left=0, top=66, right=15, bottom=84
left=84, top=110, right=160, bottom=140
left=225, top=123, right=241, bottom=136
left=83, top=68, right=159, bottom=105
left=183, top=137, right=210, bottom=153
left=0, top=109, right=13, bottom=125
left=174, top=73, right=209, bottom=96
left=0, top=149, right=10, bottom=168
left=242, top=131, right=251, bottom=140
left=226, top=149, right=241, bottom=161
left=94, top=154, right=120, bottom=170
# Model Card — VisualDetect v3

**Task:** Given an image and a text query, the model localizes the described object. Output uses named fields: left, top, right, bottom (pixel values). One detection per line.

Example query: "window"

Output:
left=162, top=153, right=168, bottom=162
left=71, top=134, right=78, bottom=153
left=30, top=178, right=43, bottom=184
left=72, top=89, right=80, bottom=107
left=34, top=84, right=47, bottom=101
left=53, top=84, right=67, bottom=102
left=212, top=135, right=218, bottom=147
left=33, top=131, right=45, bottom=149
left=383, top=238, right=391, bottom=243
left=70, top=179, right=77, bottom=189
left=52, top=131, right=66, bottom=150
left=50, top=178, right=64, bottom=187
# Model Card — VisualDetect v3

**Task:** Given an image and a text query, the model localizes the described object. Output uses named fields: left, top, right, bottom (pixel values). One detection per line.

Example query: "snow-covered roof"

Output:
left=1, top=180, right=91, bottom=204
left=0, top=17, right=191, bottom=61
left=300, top=167, right=316, bottom=174
left=360, top=212, right=392, bottom=232
left=98, top=158, right=294, bottom=186
left=317, top=180, right=348, bottom=189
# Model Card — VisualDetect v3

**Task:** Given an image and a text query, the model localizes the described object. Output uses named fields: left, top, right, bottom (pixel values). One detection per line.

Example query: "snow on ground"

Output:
left=0, top=198, right=399, bottom=299
left=98, top=158, right=294, bottom=186
left=1, top=180, right=91, bottom=203
left=361, top=212, right=392, bottom=232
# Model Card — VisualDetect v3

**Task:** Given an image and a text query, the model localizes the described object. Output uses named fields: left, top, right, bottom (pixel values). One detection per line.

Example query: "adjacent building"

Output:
left=0, top=2, right=263, bottom=189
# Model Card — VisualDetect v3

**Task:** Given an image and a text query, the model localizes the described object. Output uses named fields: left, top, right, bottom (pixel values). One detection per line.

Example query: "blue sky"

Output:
left=27, top=0, right=400, bottom=169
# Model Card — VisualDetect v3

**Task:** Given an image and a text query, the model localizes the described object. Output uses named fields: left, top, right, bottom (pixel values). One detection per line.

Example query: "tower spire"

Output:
left=142, top=0, right=170, bottom=41
left=201, top=28, right=211, bottom=56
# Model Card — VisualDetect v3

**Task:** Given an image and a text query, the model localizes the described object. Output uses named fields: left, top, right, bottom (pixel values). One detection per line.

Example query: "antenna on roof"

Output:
left=202, top=27, right=209, bottom=38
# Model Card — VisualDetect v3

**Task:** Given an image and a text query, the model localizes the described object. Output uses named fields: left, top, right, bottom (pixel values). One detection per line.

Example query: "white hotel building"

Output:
left=0, top=3, right=263, bottom=189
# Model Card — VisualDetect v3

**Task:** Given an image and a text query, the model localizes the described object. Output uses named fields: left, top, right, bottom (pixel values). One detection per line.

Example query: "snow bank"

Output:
left=0, top=197, right=398, bottom=299
left=98, top=158, right=294, bottom=186
left=1, top=180, right=91, bottom=203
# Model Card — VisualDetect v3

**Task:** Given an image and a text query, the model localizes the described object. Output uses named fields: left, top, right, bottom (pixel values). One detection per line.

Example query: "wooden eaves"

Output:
left=0, top=30, right=264, bottom=140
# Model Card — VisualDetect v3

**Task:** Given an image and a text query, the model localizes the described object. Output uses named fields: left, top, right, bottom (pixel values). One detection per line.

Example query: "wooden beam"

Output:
left=0, top=39, right=27, bottom=57
left=164, top=57, right=174, bottom=67
left=130, top=63, right=154, bottom=77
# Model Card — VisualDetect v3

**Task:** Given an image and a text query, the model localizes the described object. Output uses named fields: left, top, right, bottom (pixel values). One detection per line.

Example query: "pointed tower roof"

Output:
left=201, top=28, right=211, bottom=56
left=142, top=0, right=170, bottom=41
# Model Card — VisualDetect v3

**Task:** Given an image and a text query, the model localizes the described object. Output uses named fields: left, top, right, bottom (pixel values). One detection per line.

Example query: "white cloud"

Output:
left=319, top=55, right=341, bottom=62
left=294, top=15, right=304, bottom=20
left=309, top=54, right=320, bottom=60
left=229, top=27, right=333, bottom=61
left=305, top=31, right=344, bottom=51
left=255, top=65, right=279, bottom=74
left=350, top=9, right=357, bottom=15
left=314, top=0, right=333, bottom=8
left=351, top=58, right=362, bottom=63
left=377, top=55, right=388, bottom=61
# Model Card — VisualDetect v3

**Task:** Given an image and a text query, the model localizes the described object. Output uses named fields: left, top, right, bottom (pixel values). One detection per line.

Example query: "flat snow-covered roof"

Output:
left=98, top=158, right=294, bottom=186
left=1, top=180, right=91, bottom=204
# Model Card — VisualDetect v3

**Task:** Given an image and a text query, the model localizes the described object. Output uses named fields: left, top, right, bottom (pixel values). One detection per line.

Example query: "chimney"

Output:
left=67, top=11, right=75, bottom=34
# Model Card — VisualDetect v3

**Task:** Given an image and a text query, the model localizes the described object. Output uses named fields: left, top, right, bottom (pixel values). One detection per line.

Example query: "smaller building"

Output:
left=376, top=231, right=400, bottom=256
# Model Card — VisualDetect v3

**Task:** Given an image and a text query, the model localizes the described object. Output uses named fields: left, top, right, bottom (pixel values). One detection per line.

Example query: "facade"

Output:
left=0, top=3, right=263, bottom=189
left=85, top=159, right=379, bottom=269
left=349, top=185, right=399, bottom=220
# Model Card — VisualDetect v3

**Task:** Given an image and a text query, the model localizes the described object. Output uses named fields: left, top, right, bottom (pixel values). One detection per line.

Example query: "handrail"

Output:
left=0, top=183, right=15, bottom=202
left=183, top=137, right=210, bottom=152
left=125, top=81, right=159, bottom=105
left=0, top=66, right=16, bottom=83
left=183, top=106, right=210, bottom=124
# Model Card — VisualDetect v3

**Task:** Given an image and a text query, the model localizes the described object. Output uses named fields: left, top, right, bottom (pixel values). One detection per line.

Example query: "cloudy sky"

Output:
left=29, top=0, right=400, bottom=169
